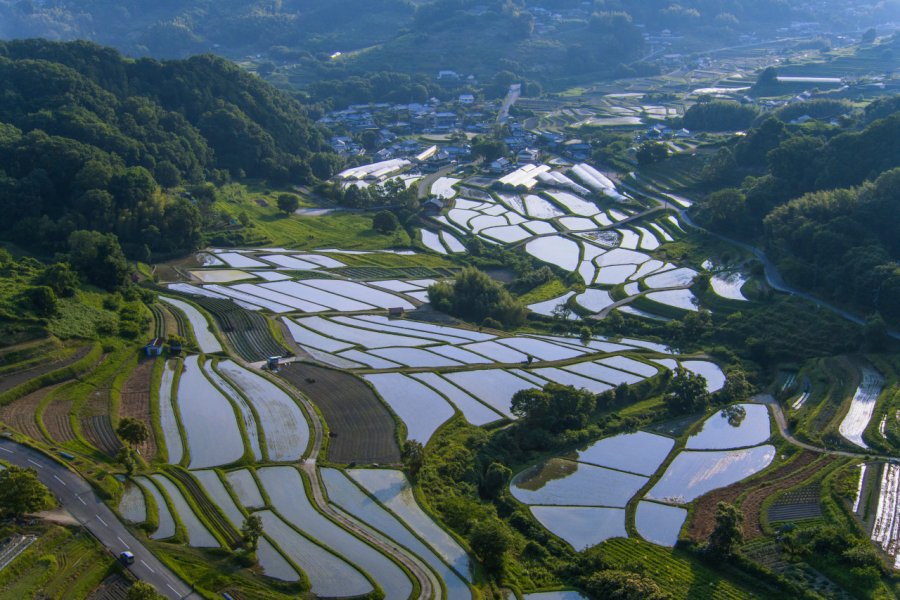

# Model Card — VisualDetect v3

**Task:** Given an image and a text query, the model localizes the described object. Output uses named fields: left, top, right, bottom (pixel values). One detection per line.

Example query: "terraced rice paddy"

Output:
left=159, top=297, right=222, bottom=354
left=118, top=481, right=146, bottom=523
left=258, top=466, right=413, bottom=599
left=202, top=362, right=263, bottom=461
left=531, top=506, right=627, bottom=550
left=151, top=474, right=219, bottom=548
left=256, top=538, right=299, bottom=581
left=870, top=463, right=900, bottom=567
left=176, top=356, right=245, bottom=469
left=838, top=367, right=884, bottom=449
left=410, top=373, right=504, bottom=425
left=363, top=373, right=454, bottom=443
left=135, top=476, right=175, bottom=540
left=432, top=177, right=460, bottom=199
left=511, top=458, right=647, bottom=507
left=225, top=469, right=265, bottom=509
left=217, top=360, right=309, bottom=461
left=443, top=370, right=535, bottom=417
left=645, top=289, right=699, bottom=311
left=647, top=445, right=776, bottom=505
left=525, top=236, right=581, bottom=271
left=158, top=361, right=183, bottom=465
left=527, top=292, right=576, bottom=318
left=190, top=270, right=255, bottom=283
left=635, top=501, right=687, bottom=547
left=348, top=469, right=472, bottom=581
left=257, top=510, right=371, bottom=596
left=322, top=469, right=473, bottom=599
left=710, top=272, right=748, bottom=301
left=681, top=360, right=726, bottom=393
left=686, top=404, right=771, bottom=450
left=574, top=431, right=674, bottom=476
left=191, top=470, right=245, bottom=528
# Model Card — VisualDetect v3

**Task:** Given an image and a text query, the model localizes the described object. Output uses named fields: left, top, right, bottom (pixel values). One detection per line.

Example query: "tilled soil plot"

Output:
left=0, top=345, right=92, bottom=394
left=79, top=386, right=121, bottom=456
left=279, top=362, right=401, bottom=465
left=687, top=451, right=829, bottom=541
left=41, top=396, right=77, bottom=444
left=0, top=384, right=60, bottom=441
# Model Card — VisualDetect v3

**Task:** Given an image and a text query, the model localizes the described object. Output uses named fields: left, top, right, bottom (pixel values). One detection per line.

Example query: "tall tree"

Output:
left=401, top=440, right=425, bottom=478
left=468, top=520, right=510, bottom=577
left=242, top=514, right=264, bottom=551
left=708, top=502, right=744, bottom=556
left=0, top=466, right=53, bottom=518
left=276, top=193, right=300, bottom=214
left=126, top=582, right=165, bottom=600
left=666, top=367, right=709, bottom=414
left=117, top=417, right=149, bottom=447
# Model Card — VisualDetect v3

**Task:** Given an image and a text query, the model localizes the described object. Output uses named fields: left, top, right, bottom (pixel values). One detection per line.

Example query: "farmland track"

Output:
left=167, top=468, right=241, bottom=547
left=119, top=358, right=158, bottom=460
left=262, top=364, right=439, bottom=599
left=0, top=383, right=59, bottom=441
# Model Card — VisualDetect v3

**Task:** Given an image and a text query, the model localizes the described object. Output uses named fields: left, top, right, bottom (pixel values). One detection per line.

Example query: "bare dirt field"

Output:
left=79, top=386, right=121, bottom=456
left=41, top=395, right=77, bottom=444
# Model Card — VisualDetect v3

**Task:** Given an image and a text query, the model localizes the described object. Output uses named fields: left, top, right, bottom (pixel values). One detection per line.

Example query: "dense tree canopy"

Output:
left=0, top=39, right=328, bottom=257
left=0, top=466, right=53, bottom=518
left=693, top=106, right=900, bottom=324
left=428, top=267, right=527, bottom=329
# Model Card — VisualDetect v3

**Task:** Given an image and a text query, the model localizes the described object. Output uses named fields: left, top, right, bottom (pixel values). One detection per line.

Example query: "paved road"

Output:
left=0, top=438, right=199, bottom=600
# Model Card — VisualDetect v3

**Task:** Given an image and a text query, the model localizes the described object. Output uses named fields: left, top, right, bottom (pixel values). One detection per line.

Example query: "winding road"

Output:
left=0, top=437, right=199, bottom=600
left=623, top=173, right=900, bottom=339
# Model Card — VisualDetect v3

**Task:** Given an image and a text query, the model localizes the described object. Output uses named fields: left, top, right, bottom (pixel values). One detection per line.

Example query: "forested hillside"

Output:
left=693, top=102, right=900, bottom=325
left=0, top=40, right=326, bottom=258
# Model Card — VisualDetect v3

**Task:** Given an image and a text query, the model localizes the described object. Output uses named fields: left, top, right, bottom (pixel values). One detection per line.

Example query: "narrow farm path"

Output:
left=265, top=365, right=443, bottom=600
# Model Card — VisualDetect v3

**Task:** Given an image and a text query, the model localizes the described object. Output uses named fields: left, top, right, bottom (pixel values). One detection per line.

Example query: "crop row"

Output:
left=191, top=297, right=287, bottom=361
left=167, top=467, right=242, bottom=547
left=600, top=538, right=758, bottom=599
